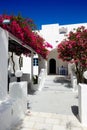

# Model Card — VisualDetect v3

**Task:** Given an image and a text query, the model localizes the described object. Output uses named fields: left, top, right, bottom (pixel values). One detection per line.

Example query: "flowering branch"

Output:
left=57, top=26, right=87, bottom=83
left=0, top=14, right=53, bottom=59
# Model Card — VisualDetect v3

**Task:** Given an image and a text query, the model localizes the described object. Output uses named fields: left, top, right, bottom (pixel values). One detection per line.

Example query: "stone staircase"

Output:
left=41, top=75, right=72, bottom=92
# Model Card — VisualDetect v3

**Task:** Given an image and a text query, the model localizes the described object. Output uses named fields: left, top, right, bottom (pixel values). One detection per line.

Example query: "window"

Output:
left=33, top=58, right=38, bottom=66
left=59, top=27, right=67, bottom=34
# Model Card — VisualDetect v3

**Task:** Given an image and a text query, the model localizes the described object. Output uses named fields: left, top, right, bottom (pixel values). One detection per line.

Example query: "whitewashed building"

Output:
left=39, top=23, right=87, bottom=75
left=14, top=22, right=87, bottom=77
left=0, top=25, right=48, bottom=129
left=8, top=23, right=87, bottom=78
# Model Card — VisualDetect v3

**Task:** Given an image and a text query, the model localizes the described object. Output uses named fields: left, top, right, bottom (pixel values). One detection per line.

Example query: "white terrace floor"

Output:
left=12, top=75, right=87, bottom=130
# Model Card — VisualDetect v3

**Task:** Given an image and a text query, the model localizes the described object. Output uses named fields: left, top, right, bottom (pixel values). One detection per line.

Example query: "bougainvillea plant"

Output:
left=57, top=26, right=87, bottom=83
left=0, top=14, right=53, bottom=59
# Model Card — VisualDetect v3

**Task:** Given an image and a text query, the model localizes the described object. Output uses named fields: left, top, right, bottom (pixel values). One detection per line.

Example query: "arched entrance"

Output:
left=49, top=59, right=56, bottom=74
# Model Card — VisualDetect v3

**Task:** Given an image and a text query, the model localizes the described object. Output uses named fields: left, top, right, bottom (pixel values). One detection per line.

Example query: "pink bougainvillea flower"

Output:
left=0, top=14, right=53, bottom=59
left=57, top=26, right=87, bottom=83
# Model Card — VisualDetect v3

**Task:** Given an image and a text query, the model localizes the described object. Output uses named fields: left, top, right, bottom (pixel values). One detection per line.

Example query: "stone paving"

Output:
left=28, top=75, right=78, bottom=115
left=11, top=75, right=87, bottom=130
left=12, top=111, right=87, bottom=130
left=28, top=91, right=78, bottom=115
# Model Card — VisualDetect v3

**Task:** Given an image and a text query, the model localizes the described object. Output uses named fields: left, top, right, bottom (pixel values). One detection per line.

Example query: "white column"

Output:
left=79, top=83, right=87, bottom=126
left=31, top=52, right=34, bottom=80
left=0, top=28, right=8, bottom=100
left=38, top=55, right=46, bottom=73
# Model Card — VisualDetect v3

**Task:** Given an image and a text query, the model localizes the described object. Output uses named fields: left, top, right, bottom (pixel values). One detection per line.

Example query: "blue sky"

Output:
left=0, top=0, right=87, bottom=29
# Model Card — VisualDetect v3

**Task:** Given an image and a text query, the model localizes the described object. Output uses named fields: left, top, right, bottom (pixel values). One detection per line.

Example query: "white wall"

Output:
left=40, top=23, right=87, bottom=49
left=40, top=24, right=59, bottom=49
left=38, top=55, right=46, bottom=74
left=21, top=54, right=39, bottom=77
left=79, top=84, right=87, bottom=126
left=0, top=28, right=28, bottom=130
left=21, top=54, right=31, bottom=74
left=58, top=23, right=87, bottom=43
left=0, top=81, right=27, bottom=130
left=0, top=28, right=8, bottom=100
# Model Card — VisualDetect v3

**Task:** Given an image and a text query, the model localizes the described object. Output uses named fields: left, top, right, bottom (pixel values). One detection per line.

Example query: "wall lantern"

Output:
left=3, top=19, right=11, bottom=24
left=15, top=70, right=23, bottom=82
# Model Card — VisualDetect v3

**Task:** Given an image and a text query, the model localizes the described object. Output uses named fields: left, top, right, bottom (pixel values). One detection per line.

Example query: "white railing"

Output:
left=38, top=68, right=47, bottom=91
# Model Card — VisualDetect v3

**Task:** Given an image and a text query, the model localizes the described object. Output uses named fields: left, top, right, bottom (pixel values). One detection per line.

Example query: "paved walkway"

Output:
left=12, top=75, right=87, bottom=130
left=28, top=75, right=78, bottom=115
left=11, top=111, right=87, bottom=130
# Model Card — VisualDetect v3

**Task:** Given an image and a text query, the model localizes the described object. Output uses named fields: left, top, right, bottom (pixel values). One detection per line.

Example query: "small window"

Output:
left=33, top=58, right=38, bottom=66
left=59, top=27, right=67, bottom=34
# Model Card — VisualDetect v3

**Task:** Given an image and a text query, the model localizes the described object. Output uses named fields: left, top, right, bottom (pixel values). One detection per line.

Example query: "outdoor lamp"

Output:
left=3, top=19, right=10, bottom=24
left=15, top=70, right=23, bottom=82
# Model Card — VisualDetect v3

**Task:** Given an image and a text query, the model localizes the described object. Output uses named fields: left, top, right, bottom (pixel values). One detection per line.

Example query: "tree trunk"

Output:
left=75, top=63, right=85, bottom=84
